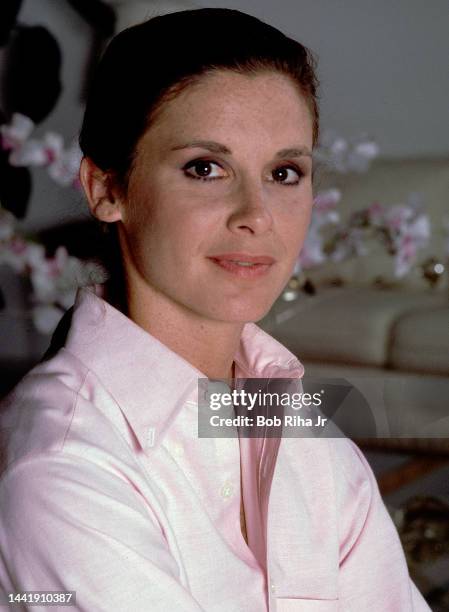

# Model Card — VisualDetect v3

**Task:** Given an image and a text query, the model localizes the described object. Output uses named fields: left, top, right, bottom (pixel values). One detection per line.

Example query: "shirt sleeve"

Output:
left=332, top=438, right=431, bottom=611
left=0, top=453, right=205, bottom=612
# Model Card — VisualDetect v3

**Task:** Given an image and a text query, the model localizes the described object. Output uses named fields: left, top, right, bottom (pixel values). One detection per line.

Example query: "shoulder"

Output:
left=0, top=447, right=173, bottom=595
left=280, top=433, right=373, bottom=481
left=0, top=348, right=126, bottom=479
left=279, top=435, right=379, bottom=523
left=0, top=349, right=85, bottom=469
left=280, top=435, right=395, bottom=558
left=324, top=437, right=400, bottom=563
left=327, top=437, right=377, bottom=491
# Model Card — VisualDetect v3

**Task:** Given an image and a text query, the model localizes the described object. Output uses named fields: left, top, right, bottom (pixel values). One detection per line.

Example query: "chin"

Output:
left=208, top=296, right=278, bottom=325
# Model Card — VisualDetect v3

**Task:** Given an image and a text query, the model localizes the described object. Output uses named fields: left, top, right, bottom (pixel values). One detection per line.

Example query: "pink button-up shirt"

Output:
left=0, top=287, right=429, bottom=611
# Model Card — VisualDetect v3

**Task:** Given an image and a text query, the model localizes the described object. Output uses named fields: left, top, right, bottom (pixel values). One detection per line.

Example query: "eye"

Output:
left=183, top=159, right=226, bottom=181
left=271, top=164, right=304, bottom=186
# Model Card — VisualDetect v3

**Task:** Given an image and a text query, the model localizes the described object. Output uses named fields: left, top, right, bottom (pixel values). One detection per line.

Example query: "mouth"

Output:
left=207, top=253, right=275, bottom=278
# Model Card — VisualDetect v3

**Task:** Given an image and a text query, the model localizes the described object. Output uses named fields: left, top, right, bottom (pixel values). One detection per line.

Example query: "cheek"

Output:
left=281, top=202, right=313, bottom=256
left=125, top=183, right=173, bottom=241
left=160, top=191, right=221, bottom=248
left=120, top=196, right=163, bottom=271
left=128, top=193, right=216, bottom=267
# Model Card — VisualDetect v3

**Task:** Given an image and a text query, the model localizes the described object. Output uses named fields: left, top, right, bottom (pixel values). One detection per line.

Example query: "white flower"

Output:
left=409, top=215, right=431, bottom=244
left=313, top=189, right=342, bottom=211
left=0, top=246, right=25, bottom=272
left=0, top=206, right=106, bottom=333
left=313, top=130, right=379, bottom=174
left=0, top=113, right=34, bottom=150
left=0, top=207, right=16, bottom=241
left=391, top=214, right=430, bottom=277
left=0, top=235, right=29, bottom=272
left=353, top=141, right=380, bottom=159
left=330, top=227, right=368, bottom=263
left=30, top=267, right=57, bottom=303
left=385, top=204, right=414, bottom=234
left=298, top=226, right=327, bottom=269
left=32, top=304, right=65, bottom=335
left=8, top=139, right=49, bottom=166
left=330, top=137, right=348, bottom=156
left=43, top=132, right=64, bottom=156
left=1, top=113, right=82, bottom=188
left=347, top=140, right=380, bottom=172
left=329, top=241, right=350, bottom=262
left=367, top=202, right=385, bottom=226
left=394, top=238, right=416, bottom=277
left=28, top=246, right=108, bottom=313
left=30, top=250, right=71, bottom=305
left=25, top=242, right=47, bottom=269
left=47, top=141, right=82, bottom=186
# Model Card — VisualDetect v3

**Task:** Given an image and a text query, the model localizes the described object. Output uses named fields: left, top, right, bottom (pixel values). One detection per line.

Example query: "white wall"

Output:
left=201, top=0, right=449, bottom=159
left=2, top=0, right=448, bottom=232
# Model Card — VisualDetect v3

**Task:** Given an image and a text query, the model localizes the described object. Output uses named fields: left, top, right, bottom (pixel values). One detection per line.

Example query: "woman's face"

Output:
left=118, top=70, right=314, bottom=323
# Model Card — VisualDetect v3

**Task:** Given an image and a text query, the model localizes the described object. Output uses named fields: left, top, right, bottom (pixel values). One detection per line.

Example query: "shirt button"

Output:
left=270, top=582, right=276, bottom=593
left=147, top=427, right=156, bottom=448
left=220, top=481, right=234, bottom=499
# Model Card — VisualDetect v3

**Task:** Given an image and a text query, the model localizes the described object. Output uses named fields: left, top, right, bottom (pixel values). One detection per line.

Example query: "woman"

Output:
left=0, top=8, right=429, bottom=611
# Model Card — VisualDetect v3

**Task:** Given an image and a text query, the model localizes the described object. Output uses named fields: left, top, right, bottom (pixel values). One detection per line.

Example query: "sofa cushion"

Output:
left=390, top=305, right=449, bottom=375
left=260, top=287, right=445, bottom=368
left=300, top=367, right=449, bottom=439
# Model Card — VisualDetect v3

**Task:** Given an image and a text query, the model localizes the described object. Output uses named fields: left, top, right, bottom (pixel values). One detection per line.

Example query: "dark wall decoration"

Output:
left=0, top=1, right=63, bottom=218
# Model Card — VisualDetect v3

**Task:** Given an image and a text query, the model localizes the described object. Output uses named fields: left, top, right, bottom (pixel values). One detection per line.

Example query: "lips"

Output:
left=207, top=253, right=275, bottom=278
left=208, top=253, right=275, bottom=265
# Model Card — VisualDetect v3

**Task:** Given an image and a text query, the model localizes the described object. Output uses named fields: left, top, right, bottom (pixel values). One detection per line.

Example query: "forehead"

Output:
left=138, top=70, right=313, bottom=154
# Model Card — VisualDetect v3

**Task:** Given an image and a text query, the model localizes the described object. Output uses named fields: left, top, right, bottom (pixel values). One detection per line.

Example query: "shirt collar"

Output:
left=65, top=287, right=304, bottom=451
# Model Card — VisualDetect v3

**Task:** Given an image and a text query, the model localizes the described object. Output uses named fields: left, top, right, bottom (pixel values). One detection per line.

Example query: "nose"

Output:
left=226, top=179, right=274, bottom=235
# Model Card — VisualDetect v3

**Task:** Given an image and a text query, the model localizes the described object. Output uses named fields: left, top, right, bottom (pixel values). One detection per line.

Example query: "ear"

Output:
left=79, top=156, right=123, bottom=223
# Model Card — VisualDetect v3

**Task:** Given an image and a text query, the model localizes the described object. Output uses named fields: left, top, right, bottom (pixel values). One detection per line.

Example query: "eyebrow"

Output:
left=170, top=140, right=312, bottom=158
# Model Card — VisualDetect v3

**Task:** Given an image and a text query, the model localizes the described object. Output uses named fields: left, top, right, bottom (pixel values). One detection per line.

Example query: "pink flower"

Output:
left=0, top=113, right=34, bottom=151
left=1, top=113, right=82, bottom=188
left=347, top=140, right=380, bottom=172
left=8, top=139, right=49, bottom=166
left=0, top=234, right=30, bottom=272
left=47, top=141, right=82, bottom=187
left=313, top=130, right=379, bottom=174
left=298, top=241, right=326, bottom=269
left=367, top=202, right=385, bottom=225
left=392, top=214, right=430, bottom=277
left=385, top=204, right=413, bottom=232
left=313, top=189, right=341, bottom=213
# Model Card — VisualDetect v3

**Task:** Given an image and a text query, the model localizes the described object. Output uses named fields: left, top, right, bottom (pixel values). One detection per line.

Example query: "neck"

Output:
left=125, top=282, right=244, bottom=381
